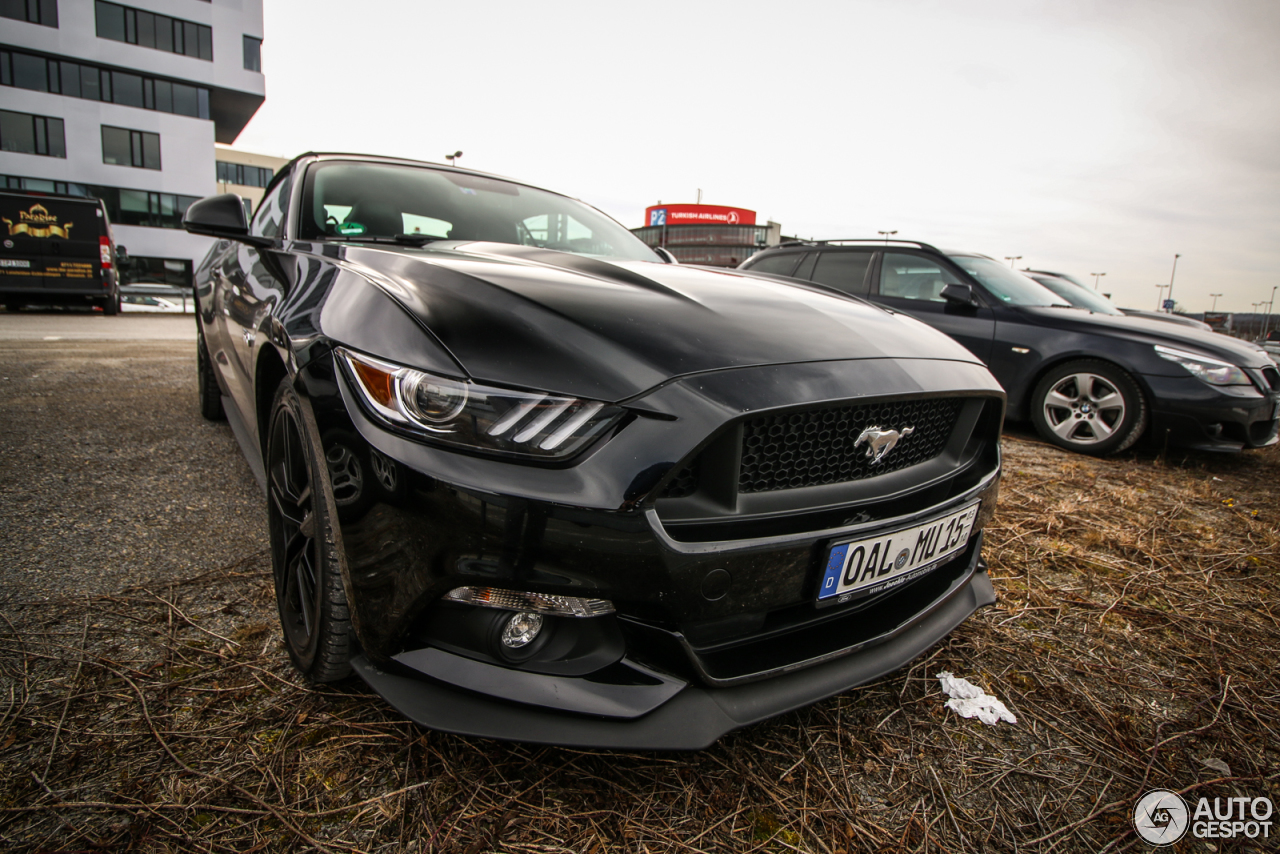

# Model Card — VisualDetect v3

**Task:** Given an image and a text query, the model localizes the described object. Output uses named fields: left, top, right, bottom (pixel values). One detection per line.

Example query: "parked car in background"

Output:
left=121, top=294, right=187, bottom=313
left=0, top=189, right=121, bottom=314
left=740, top=240, right=1280, bottom=455
left=1261, top=330, right=1280, bottom=364
left=182, top=154, right=1006, bottom=749
left=1021, top=270, right=1214, bottom=332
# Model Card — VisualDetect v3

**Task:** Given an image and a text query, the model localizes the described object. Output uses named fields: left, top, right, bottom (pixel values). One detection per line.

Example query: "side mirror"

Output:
left=940, top=282, right=979, bottom=307
left=653, top=246, right=679, bottom=264
left=183, top=193, right=272, bottom=247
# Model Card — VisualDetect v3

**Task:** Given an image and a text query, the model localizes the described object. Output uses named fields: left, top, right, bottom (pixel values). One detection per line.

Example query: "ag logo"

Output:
left=1133, top=790, right=1189, bottom=845
left=3, top=203, right=73, bottom=239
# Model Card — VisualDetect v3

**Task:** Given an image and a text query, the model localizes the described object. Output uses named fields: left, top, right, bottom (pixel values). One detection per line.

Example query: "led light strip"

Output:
left=444, top=586, right=615, bottom=617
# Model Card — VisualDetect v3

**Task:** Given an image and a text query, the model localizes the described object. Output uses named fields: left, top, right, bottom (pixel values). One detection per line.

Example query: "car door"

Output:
left=219, top=172, right=293, bottom=423
left=870, top=251, right=996, bottom=364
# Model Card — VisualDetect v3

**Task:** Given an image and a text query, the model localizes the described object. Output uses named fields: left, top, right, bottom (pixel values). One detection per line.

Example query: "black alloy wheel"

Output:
left=196, top=328, right=225, bottom=421
left=266, top=378, right=353, bottom=682
left=1030, top=359, right=1147, bottom=455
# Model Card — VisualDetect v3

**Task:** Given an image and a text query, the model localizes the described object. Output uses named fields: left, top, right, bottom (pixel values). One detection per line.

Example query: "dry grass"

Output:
left=2, top=434, right=1279, bottom=853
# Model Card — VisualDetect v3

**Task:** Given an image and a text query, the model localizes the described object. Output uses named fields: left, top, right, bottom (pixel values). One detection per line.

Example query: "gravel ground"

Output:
left=1, top=333, right=1277, bottom=853
left=0, top=337, right=266, bottom=600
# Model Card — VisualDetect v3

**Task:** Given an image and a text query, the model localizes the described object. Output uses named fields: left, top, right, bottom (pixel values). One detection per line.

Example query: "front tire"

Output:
left=266, top=378, right=353, bottom=682
left=1030, top=360, right=1147, bottom=455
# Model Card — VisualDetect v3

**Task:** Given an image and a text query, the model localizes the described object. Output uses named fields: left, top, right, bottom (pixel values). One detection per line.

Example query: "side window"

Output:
left=809, top=251, right=872, bottom=295
left=250, top=172, right=292, bottom=239
left=745, top=252, right=804, bottom=276
left=878, top=253, right=960, bottom=302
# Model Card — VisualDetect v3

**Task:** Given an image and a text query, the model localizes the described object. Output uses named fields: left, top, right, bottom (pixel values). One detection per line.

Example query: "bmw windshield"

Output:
left=949, top=254, right=1070, bottom=307
left=298, top=161, right=659, bottom=262
left=1027, top=275, right=1124, bottom=316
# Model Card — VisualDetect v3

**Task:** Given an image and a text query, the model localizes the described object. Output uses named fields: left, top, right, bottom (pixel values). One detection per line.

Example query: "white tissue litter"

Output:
left=937, top=672, right=1017, bottom=726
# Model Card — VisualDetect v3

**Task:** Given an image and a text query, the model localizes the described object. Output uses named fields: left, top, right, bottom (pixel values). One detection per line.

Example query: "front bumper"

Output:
left=1144, top=372, right=1280, bottom=451
left=306, top=354, right=1004, bottom=747
left=352, top=549, right=995, bottom=750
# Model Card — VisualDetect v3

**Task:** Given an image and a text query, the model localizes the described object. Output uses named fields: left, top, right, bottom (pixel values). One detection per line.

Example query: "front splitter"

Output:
left=351, top=569, right=996, bottom=750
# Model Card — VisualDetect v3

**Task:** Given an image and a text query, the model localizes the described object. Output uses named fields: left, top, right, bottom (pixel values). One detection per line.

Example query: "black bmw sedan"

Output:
left=184, top=155, right=1005, bottom=749
left=741, top=241, right=1280, bottom=455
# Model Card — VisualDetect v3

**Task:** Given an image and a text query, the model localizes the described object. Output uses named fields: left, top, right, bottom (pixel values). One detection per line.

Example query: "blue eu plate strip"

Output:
left=819, top=544, right=849, bottom=599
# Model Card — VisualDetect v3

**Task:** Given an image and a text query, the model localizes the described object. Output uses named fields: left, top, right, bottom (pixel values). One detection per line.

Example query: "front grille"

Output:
left=660, top=458, right=700, bottom=498
left=738, top=398, right=962, bottom=493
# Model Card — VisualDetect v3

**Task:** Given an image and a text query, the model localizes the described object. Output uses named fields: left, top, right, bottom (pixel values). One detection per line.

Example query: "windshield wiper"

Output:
left=324, top=234, right=442, bottom=247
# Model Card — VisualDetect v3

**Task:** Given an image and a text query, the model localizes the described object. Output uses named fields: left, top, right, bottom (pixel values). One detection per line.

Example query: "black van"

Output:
left=0, top=190, right=122, bottom=314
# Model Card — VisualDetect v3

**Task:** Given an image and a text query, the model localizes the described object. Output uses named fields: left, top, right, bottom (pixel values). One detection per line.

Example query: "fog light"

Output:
left=501, top=612, right=544, bottom=648
left=444, top=586, right=614, bottom=617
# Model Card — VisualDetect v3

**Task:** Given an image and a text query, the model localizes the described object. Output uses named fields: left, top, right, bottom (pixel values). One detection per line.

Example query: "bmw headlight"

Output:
left=1154, top=345, right=1251, bottom=386
left=338, top=348, right=625, bottom=459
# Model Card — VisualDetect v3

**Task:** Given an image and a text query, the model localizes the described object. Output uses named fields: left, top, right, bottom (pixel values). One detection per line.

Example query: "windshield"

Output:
left=1026, top=274, right=1123, bottom=315
left=949, top=254, right=1070, bottom=307
left=298, top=161, right=658, bottom=262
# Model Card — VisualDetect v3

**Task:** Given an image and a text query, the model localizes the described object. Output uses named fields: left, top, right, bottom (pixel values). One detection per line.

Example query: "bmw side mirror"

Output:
left=653, top=246, right=679, bottom=264
left=940, top=283, right=979, bottom=307
left=183, top=194, right=272, bottom=248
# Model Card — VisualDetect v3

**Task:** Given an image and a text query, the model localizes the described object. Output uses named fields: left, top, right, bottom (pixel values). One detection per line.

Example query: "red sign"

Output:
left=646, top=204, right=756, bottom=227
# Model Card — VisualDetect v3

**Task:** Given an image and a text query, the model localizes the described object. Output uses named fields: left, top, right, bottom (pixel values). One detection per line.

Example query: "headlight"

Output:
left=1154, top=345, right=1251, bottom=386
left=338, top=348, right=625, bottom=460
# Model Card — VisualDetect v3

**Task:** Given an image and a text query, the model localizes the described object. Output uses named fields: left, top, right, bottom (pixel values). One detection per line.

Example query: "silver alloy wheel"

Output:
left=1040, top=372, right=1127, bottom=446
left=325, top=444, right=364, bottom=505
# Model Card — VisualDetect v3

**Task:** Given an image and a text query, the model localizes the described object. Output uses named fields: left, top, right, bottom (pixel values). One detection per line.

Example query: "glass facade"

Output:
left=243, top=36, right=262, bottom=72
left=0, top=109, right=65, bottom=158
left=0, top=0, right=58, bottom=27
left=102, top=126, right=161, bottom=170
left=216, top=160, right=273, bottom=188
left=1, top=49, right=212, bottom=120
left=631, top=224, right=771, bottom=267
left=95, top=1, right=213, bottom=61
left=2, top=174, right=199, bottom=229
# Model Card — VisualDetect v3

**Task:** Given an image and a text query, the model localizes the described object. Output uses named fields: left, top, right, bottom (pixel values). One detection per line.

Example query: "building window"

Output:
left=0, top=0, right=58, bottom=27
left=0, top=109, right=65, bottom=158
left=121, top=256, right=192, bottom=288
left=101, top=126, right=160, bottom=170
left=0, top=49, right=211, bottom=120
left=243, top=36, right=262, bottom=72
left=2, top=174, right=198, bottom=228
left=216, top=160, right=273, bottom=188
left=95, top=1, right=212, bottom=61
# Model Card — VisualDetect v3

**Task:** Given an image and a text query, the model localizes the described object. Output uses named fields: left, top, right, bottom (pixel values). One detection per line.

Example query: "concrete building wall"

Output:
left=2, top=0, right=266, bottom=282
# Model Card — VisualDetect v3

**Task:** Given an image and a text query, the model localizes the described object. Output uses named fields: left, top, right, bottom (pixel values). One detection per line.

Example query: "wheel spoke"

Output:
left=1049, top=415, right=1082, bottom=440
left=1071, top=374, right=1095, bottom=399
left=294, top=553, right=316, bottom=638
left=1090, top=417, right=1115, bottom=440
left=1092, top=390, right=1124, bottom=412
left=1044, top=389, right=1076, bottom=409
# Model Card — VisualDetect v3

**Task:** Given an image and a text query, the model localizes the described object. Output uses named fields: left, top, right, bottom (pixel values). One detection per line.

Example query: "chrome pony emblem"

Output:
left=854, top=425, right=915, bottom=464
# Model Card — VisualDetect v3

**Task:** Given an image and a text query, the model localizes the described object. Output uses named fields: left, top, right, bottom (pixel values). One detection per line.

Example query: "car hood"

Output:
left=326, top=241, right=983, bottom=401
left=1015, top=306, right=1272, bottom=367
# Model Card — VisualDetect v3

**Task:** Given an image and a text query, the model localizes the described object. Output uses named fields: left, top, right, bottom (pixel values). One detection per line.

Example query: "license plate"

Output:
left=817, top=502, right=980, bottom=604
left=0, top=259, right=31, bottom=269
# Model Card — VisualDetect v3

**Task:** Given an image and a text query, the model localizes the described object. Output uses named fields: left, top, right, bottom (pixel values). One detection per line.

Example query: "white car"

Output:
left=121, top=295, right=189, bottom=313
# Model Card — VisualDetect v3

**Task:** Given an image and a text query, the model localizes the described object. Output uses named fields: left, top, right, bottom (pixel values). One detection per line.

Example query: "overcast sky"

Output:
left=233, top=0, right=1280, bottom=313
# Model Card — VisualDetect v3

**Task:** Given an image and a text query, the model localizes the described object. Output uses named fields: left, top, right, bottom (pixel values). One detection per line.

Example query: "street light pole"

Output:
left=1209, top=293, right=1222, bottom=311
left=1165, top=253, right=1181, bottom=311
left=1155, top=284, right=1169, bottom=311
left=1090, top=272, right=1106, bottom=290
left=445, top=150, right=463, bottom=167
left=1004, top=256, right=1022, bottom=268
left=877, top=230, right=897, bottom=245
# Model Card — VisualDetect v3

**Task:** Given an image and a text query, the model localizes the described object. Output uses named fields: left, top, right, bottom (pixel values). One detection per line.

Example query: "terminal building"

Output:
left=631, top=203, right=783, bottom=267
left=1, top=0, right=266, bottom=289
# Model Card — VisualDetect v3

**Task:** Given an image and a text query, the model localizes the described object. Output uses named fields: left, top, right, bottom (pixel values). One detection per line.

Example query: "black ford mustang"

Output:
left=183, top=154, right=1005, bottom=749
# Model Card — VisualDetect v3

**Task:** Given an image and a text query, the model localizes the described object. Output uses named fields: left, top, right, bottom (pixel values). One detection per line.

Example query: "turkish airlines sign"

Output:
left=646, top=204, right=756, bottom=227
